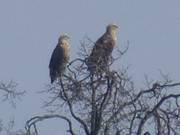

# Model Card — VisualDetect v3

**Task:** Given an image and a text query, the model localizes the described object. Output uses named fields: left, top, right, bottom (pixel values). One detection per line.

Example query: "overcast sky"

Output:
left=0, top=0, right=180, bottom=134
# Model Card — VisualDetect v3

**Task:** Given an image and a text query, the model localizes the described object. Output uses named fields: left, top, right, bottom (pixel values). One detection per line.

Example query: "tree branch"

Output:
left=137, top=94, right=180, bottom=135
left=59, top=78, right=90, bottom=135
left=25, top=114, right=76, bottom=135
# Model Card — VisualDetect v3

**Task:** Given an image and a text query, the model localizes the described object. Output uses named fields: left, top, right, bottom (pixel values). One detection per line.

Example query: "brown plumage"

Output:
left=49, top=34, right=70, bottom=83
left=87, top=24, right=118, bottom=74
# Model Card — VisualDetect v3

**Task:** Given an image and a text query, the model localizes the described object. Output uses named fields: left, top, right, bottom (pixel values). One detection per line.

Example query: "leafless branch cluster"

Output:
left=0, top=118, right=26, bottom=135
left=0, top=81, right=26, bottom=134
left=0, top=80, right=25, bottom=107
left=26, top=40, right=180, bottom=135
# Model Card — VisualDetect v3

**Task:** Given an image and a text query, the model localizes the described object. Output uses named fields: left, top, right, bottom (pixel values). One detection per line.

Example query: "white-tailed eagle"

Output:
left=49, top=34, right=70, bottom=83
left=87, top=24, right=118, bottom=74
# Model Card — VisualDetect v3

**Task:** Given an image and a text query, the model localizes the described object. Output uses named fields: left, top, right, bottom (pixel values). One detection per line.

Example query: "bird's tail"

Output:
left=50, top=71, right=56, bottom=84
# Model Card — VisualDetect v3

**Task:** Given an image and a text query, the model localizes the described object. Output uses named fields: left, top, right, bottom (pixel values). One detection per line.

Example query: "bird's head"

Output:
left=58, top=34, right=70, bottom=46
left=106, top=23, right=119, bottom=41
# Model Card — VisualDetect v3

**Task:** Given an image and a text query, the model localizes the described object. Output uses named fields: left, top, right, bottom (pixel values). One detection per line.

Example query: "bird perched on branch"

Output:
left=87, top=24, right=118, bottom=74
left=49, top=34, right=70, bottom=84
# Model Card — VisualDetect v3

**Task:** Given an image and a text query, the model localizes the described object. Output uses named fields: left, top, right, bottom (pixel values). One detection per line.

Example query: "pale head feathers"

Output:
left=58, top=34, right=70, bottom=59
left=58, top=34, right=70, bottom=46
left=106, top=23, right=119, bottom=42
left=106, top=23, right=119, bottom=30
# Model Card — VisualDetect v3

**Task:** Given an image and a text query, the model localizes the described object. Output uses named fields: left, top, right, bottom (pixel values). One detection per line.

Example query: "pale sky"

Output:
left=0, top=0, right=180, bottom=134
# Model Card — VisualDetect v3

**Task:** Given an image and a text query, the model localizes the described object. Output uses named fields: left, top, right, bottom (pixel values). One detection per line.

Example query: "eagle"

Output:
left=49, top=34, right=70, bottom=84
left=87, top=24, right=118, bottom=74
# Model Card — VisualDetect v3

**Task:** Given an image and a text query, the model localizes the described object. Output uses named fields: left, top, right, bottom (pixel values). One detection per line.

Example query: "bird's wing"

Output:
left=91, top=33, right=115, bottom=57
left=49, top=45, right=64, bottom=70
left=97, top=34, right=115, bottom=52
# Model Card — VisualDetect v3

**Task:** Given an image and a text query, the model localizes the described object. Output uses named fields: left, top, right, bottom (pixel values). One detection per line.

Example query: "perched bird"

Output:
left=49, top=34, right=70, bottom=83
left=87, top=24, right=118, bottom=74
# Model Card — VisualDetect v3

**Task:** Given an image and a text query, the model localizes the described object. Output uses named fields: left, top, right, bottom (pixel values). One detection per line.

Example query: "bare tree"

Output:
left=0, top=80, right=25, bottom=135
left=26, top=39, right=180, bottom=135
